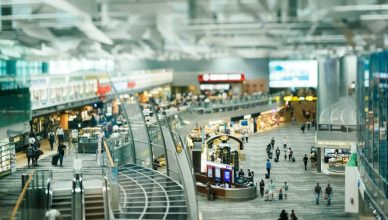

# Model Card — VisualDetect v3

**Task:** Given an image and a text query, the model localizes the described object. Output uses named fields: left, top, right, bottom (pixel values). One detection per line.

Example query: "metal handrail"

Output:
left=9, top=170, right=36, bottom=220
left=72, top=172, right=85, bottom=220
left=46, top=170, right=53, bottom=210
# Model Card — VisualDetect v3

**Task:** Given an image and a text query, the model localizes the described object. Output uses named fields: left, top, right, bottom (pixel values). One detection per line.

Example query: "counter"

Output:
left=196, top=182, right=257, bottom=201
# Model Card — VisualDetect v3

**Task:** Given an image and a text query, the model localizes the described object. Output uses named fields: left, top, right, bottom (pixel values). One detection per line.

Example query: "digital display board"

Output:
left=215, top=168, right=221, bottom=181
left=269, top=60, right=318, bottom=88
left=224, top=170, right=231, bottom=182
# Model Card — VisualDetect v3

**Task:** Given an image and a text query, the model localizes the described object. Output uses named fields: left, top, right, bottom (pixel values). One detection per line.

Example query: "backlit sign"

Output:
left=198, top=73, right=245, bottom=82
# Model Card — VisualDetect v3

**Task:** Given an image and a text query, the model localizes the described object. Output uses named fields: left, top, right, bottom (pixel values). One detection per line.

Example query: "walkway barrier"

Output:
left=192, top=94, right=280, bottom=114
left=9, top=169, right=52, bottom=220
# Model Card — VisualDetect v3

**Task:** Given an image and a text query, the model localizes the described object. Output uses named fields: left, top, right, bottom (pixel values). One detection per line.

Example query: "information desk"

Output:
left=196, top=174, right=257, bottom=201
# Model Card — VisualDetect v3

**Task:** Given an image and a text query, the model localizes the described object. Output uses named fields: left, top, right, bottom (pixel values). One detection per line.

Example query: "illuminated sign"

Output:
left=198, top=73, right=245, bottom=82
left=200, top=84, right=231, bottom=90
left=224, top=170, right=231, bottom=182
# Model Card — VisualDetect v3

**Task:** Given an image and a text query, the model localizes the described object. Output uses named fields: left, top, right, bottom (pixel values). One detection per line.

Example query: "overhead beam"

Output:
left=42, top=0, right=113, bottom=45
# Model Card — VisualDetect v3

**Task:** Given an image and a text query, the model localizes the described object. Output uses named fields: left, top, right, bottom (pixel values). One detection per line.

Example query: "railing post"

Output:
left=111, top=158, right=119, bottom=211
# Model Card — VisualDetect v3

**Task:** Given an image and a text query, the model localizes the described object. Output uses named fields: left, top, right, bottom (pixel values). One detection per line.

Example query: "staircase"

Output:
left=85, top=188, right=105, bottom=220
left=51, top=190, right=72, bottom=220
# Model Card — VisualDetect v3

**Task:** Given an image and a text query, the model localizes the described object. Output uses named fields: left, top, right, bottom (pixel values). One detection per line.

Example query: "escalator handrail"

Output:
left=102, top=176, right=115, bottom=220
left=9, top=170, right=36, bottom=220
left=72, top=173, right=85, bottom=220
left=45, top=170, right=53, bottom=210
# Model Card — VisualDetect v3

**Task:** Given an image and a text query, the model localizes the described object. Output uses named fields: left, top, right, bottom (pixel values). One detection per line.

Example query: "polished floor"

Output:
left=198, top=123, right=357, bottom=220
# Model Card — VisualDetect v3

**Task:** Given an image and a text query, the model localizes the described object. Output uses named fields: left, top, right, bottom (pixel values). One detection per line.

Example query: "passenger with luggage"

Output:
left=325, top=184, right=333, bottom=205
left=314, top=183, right=322, bottom=204
left=259, top=179, right=265, bottom=197
left=303, top=154, right=309, bottom=170
left=268, top=180, right=275, bottom=201
left=275, top=147, right=280, bottom=161
left=283, top=181, right=289, bottom=200
left=57, top=141, right=67, bottom=167
left=266, top=159, right=272, bottom=177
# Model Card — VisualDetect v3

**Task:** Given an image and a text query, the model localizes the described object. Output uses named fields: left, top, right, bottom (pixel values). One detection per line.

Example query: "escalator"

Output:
left=51, top=190, right=72, bottom=220
left=84, top=188, right=105, bottom=220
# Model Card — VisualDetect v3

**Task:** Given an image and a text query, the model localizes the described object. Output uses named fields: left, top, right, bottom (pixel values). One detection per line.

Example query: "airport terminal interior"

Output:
left=0, top=0, right=388, bottom=220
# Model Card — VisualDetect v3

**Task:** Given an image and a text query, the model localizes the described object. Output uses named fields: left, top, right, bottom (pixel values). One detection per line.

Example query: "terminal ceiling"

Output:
left=0, top=0, right=387, bottom=60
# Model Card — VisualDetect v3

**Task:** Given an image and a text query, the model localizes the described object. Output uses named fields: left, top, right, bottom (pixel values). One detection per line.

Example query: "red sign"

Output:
left=97, top=81, right=111, bottom=96
left=198, top=73, right=245, bottom=83
left=127, top=81, right=136, bottom=88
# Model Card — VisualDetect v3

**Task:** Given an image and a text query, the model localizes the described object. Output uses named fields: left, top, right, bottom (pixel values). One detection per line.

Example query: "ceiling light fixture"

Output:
left=360, top=14, right=388, bottom=20
left=333, top=4, right=388, bottom=12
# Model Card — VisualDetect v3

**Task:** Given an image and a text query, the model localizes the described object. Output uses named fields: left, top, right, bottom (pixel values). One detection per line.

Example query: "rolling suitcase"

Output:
left=274, top=157, right=279, bottom=162
left=279, top=193, right=283, bottom=200
left=292, top=157, right=296, bottom=162
left=52, top=154, right=59, bottom=166
left=265, top=173, right=270, bottom=179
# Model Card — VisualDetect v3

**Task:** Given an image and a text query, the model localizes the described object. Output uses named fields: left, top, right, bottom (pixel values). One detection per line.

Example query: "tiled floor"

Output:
left=198, top=123, right=358, bottom=220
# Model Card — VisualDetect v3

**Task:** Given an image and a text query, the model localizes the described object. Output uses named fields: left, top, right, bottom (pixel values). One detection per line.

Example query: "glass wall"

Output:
left=357, top=51, right=388, bottom=217
left=318, top=56, right=357, bottom=131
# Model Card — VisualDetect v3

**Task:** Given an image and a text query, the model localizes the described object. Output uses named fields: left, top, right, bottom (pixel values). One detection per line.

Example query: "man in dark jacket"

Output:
left=303, top=154, right=309, bottom=170
left=58, top=141, right=66, bottom=167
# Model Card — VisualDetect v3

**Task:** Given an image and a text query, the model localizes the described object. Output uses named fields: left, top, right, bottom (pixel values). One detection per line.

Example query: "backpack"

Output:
left=27, top=145, right=34, bottom=157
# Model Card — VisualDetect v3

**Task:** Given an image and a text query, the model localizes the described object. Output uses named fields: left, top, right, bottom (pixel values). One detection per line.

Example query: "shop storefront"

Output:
left=198, top=73, right=245, bottom=98
left=0, top=138, right=16, bottom=177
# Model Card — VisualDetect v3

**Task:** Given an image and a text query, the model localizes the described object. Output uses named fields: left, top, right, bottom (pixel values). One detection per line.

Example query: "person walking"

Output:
left=315, top=183, right=322, bottom=204
left=284, top=150, right=287, bottom=161
left=32, top=142, right=41, bottom=166
left=259, top=179, right=265, bottom=197
left=279, top=209, right=288, bottom=220
left=45, top=205, right=61, bottom=220
left=307, top=121, right=311, bottom=130
left=57, top=141, right=66, bottom=167
left=283, top=137, right=287, bottom=148
left=26, top=143, right=35, bottom=168
left=301, top=124, right=306, bottom=133
left=269, top=180, right=275, bottom=201
left=288, top=148, right=292, bottom=161
left=275, top=147, right=281, bottom=161
left=290, top=210, right=298, bottom=220
left=48, top=131, right=55, bottom=151
left=56, top=126, right=64, bottom=143
left=283, top=181, right=289, bottom=200
left=207, top=183, right=214, bottom=201
left=325, top=184, right=333, bottom=205
left=271, top=137, right=275, bottom=149
left=266, top=159, right=272, bottom=177
left=303, top=154, right=309, bottom=170
left=238, top=168, right=245, bottom=179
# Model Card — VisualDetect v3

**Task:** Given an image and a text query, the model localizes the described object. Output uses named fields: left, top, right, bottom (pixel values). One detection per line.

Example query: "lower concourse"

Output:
left=1, top=0, right=388, bottom=220
left=198, top=123, right=356, bottom=220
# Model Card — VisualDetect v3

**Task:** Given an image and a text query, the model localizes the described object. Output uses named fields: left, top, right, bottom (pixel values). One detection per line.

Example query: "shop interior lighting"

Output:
left=333, top=4, right=388, bottom=11
left=360, top=14, right=388, bottom=20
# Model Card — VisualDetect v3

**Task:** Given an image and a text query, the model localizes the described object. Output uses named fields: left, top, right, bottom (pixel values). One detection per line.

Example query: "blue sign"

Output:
left=224, top=170, right=231, bottom=182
